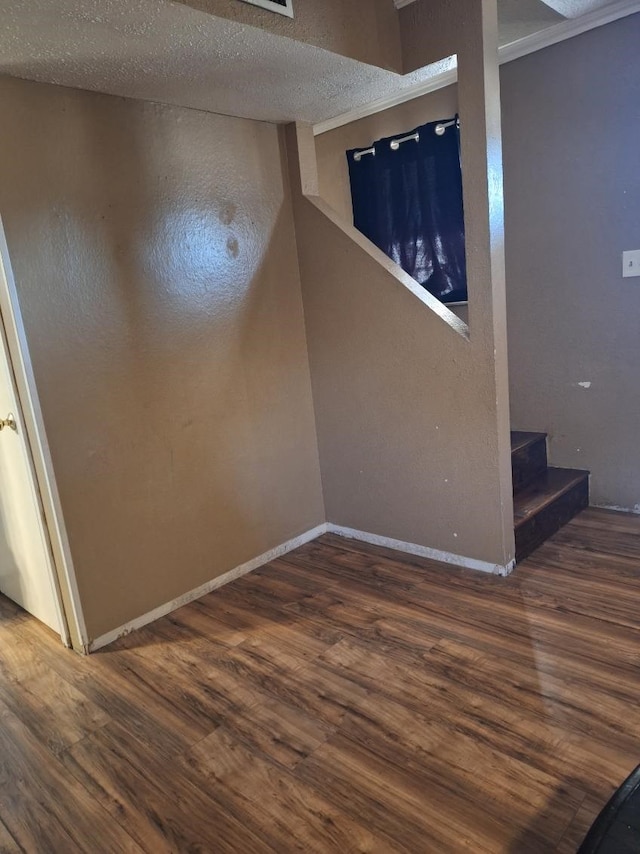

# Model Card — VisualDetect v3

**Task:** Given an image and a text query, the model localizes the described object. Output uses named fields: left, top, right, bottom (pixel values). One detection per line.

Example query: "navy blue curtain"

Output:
left=347, top=117, right=467, bottom=304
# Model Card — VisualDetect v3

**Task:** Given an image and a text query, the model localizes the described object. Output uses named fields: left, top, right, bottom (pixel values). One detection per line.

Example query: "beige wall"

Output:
left=0, top=76, right=324, bottom=641
left=289, top=125, right=512, bottom=568
left=502, top=13, right=640, bottom=511
left=288, top=1, right=514, bottom=570
left=175, top=0, right=402, bottom=72
left=316, top=13, right=640, bottom=511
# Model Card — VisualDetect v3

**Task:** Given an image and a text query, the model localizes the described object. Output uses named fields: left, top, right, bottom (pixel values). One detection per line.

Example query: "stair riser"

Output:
left=515, top=477, right=589, bottom=562
left=512, top=437, right=547, bottom=494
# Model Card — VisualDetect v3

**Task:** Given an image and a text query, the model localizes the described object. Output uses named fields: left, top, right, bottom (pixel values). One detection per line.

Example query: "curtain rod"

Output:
left=353, top=117, right=458, bottom=161
left=390, top=131, right=419, bottom=150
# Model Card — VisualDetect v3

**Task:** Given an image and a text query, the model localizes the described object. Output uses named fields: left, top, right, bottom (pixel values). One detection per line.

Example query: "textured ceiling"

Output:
left=497, top=0, right=563, bottom=43
left=0, top=0, right=454, bottom=124
left=0, top=0, right=625, bottom=126
left=538, top=0, right=619, bottom=16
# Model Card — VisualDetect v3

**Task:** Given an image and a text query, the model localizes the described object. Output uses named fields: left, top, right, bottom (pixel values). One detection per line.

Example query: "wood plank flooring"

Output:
left=1, top=507, right=640, bottom=852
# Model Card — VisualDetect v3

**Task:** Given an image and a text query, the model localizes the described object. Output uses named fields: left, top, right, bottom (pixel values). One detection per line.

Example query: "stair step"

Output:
left=511, top=431, right=547, bottom=454
left=514, top=467, right=589, bottom=561
left=511, top=430, right=548, bottom=494
left=513, top=467, right=588, bottom=526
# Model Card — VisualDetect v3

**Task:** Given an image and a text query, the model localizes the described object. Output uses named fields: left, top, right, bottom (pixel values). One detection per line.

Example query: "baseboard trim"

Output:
left=327, top=523, right=515, bottom=576
left=595, top=503, right=640, bottom=516
left=90, top=520, right=515, bottom=651
left=89, top=523, right=328, bottom=652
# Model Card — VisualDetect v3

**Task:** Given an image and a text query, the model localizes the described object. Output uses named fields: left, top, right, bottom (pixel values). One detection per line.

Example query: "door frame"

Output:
left=0, top=217, right=88, bottom=652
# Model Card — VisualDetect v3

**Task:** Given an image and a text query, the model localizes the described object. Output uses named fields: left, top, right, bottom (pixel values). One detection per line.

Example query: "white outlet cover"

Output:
left=622, top=249, right=640, bottom=278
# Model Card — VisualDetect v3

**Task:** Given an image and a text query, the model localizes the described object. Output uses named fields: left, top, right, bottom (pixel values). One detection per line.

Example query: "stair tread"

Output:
left=511, top=431, right=547, bottom=454
left=514, top=467, right=589, bottom=528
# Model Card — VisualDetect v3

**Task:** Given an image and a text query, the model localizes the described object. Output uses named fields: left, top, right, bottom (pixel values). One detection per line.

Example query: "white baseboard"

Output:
left=595, top=503, right=640, bottom=515
left=90, top=520, right=515, bottom=652
left=89, top=523, right=328, bottom=652
left=327, top=523, right=515, bottom=576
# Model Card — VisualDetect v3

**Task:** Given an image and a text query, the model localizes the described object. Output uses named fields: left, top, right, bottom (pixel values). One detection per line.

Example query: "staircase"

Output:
left=511, top=431, right=589, bottom=562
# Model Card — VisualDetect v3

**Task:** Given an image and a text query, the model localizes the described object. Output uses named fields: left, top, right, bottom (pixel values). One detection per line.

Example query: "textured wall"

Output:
left=317, top=12, right=640, bottom=511
left=287, top=0, right=514, bottom=571
left=0, top=76, right=324, bottom=640
left=174, top=0, right=402, bottom=71
left=502, top=14, right=640, bottom=510
left=289, top=122, right=512, bottom=569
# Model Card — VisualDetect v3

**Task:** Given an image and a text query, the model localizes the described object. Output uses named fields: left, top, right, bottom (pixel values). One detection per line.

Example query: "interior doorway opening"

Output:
left=0, top=218, right=86, bottom=651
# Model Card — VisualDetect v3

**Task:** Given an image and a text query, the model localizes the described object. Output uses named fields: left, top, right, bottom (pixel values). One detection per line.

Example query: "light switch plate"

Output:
left=622, top=250, right=640, bottom=278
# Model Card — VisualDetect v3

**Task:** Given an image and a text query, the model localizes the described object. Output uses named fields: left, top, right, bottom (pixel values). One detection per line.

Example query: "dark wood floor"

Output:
left=1, top=508, right=640, bottom=852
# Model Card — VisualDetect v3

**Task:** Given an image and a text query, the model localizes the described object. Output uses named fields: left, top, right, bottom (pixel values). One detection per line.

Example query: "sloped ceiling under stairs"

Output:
left=0, top=0, right=635, bottom=127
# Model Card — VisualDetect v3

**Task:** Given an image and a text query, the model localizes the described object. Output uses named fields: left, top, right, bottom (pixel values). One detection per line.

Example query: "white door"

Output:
left=0, top=311, right=62, bottom=633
